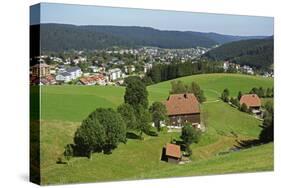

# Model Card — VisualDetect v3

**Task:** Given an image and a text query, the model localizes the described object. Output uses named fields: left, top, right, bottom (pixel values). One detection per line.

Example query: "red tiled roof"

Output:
left=166, top=143, right=181, bottom=158
left=45, top=75, right=55, bottom=82
left=240, top=94, right=261, bottom=107
left=165, top=93, right=200, bottom=116
left=79, top=74, right=105, bottom=85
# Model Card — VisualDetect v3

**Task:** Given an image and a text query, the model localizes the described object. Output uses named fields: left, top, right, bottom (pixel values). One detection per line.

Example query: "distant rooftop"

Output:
left=240, top=94, right=261, bottom=107
left=66, top=66, right=81, bottom=72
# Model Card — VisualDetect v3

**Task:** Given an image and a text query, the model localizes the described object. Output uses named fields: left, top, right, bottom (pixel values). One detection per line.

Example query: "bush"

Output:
left=240, top=103, right=248, bottom=112
left=221, top=88, right=230, bottom=102
left=147, top=130, right=158, bottom=137
left=181, top=122, right=201, bottom=154
left=64, top=144, right=74, bottom=162
left=147, top=126, right=158, bottom=136
left=160, top=126, right=168, bottom=133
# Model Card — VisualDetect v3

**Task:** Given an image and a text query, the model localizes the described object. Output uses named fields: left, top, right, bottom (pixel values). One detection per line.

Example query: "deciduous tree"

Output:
left=74, top=117, right=105, bottom=158
left=92, top=108, right=127, bottom=153
left=135, top=105, right=151, bottom=139
left=181, top=123, right=201, bottom=155
left=149, top=102, right=167, bottom=131
left=124, top=77, right=149, bottom=109
left=221, top=88, right=230, bottom=102
left=117, top=103, right=137, bottom=131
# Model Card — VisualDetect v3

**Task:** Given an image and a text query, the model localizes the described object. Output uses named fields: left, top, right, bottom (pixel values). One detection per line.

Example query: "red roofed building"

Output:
left=240, top=94, right=261, bottom=110
left=165, top=93, right=200, bottom=127
left=165, top=143, right=181, bottom=163
left=79, top=74, right=106, bottom=85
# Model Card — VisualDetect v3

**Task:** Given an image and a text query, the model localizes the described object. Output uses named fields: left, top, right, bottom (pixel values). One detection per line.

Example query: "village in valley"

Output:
left=30, top=47, right=273, bottom=87
left=30, top=47, right=209, bottom=86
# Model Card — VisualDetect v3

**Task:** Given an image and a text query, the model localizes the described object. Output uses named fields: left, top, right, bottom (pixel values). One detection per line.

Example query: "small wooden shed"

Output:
left=165, top=143, right=182, bottom=164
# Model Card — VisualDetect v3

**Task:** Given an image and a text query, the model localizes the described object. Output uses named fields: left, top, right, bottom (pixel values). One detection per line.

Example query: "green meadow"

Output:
left=36, top=73, right=274, bottom=185
left=40, top=73, right=273, bottom=122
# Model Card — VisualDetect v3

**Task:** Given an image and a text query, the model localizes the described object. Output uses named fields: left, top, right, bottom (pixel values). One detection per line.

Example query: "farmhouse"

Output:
left=165, top=93, right=201, bottom=127
left=240, top=94, right=261, bottom=113
left=164, top=143, right=182, bottom=164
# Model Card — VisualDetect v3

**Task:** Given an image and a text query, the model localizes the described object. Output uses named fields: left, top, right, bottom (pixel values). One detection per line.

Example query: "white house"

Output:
left=144, top=63, right=153, bottom=73
left=56, top=72, right=72, bottom=83
left=66, top=66, right=82, bottom=80
left=108, top=68, right=122, bottom=81
left=242, top=65, right=254, bottom=75
left=223, top=61, right=229, bottom=71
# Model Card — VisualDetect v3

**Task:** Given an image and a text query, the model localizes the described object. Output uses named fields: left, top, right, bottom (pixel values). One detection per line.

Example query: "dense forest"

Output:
left=202, top=37, right=274, bottom=69
left=145, top=61, right=224, bottom=84
left=35, top=24, right=267, bottom=52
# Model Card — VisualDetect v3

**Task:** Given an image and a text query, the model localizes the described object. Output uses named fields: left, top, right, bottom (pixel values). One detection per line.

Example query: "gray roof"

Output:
left=60, top=72, right=71, bottom=77
left=66, top=66, right=81, bottom=72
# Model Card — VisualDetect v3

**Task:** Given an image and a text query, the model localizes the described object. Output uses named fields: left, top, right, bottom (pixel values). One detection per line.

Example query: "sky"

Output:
left=30, top=3, right=274, bottom=36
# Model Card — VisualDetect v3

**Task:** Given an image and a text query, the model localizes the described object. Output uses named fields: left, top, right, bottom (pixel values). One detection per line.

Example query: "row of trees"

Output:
left=249, top=87, right=273, bottom=98
left=146, top=61, right=224, bottom=84
left=221, top=89, right=250, bottom=112
left=169, top=80, right=206, bottom=103
left=221, top=88, right=253, bottom=112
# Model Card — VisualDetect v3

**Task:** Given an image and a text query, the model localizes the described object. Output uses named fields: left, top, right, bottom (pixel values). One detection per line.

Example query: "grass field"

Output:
left=35, top=73, right=274, bottom=185
left=39, top=73, right=273, bottom=122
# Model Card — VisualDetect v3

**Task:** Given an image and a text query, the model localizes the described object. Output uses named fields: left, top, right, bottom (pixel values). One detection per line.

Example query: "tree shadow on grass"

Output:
left=161, top=147, right=168, bottom=162
left=126, top=132, right=141, bottom=139
left=56, top=157, right=67, bottom=164
left=233, top=139, right=261, bottom=150
left=146, top=130, right=158, bottom=137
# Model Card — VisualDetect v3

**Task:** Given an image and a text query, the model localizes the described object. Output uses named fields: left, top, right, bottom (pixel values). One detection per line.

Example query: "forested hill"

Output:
left=203, top=32, right=266, bottom=44
left=202, top=37, right=274, bottom=69
left=35, top=23, right=267, bottom=52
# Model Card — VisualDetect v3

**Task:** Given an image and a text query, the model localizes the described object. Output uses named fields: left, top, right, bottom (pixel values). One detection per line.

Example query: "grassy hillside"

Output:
left=35, top=73, right=274, bottom=184
left=40, top=73, right=273, bottom=122
left=39, top=100, right=271, bottom=184
left=145, top=143, right=273, bottom=178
